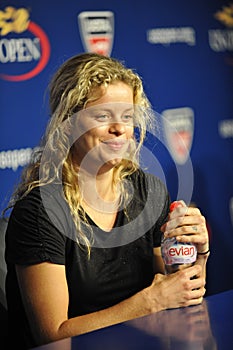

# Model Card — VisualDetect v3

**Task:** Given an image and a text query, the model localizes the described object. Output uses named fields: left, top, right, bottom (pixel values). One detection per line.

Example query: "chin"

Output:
left=100, top=157, right=123, bottom=170
left=108, top=157, right=122, bottom=165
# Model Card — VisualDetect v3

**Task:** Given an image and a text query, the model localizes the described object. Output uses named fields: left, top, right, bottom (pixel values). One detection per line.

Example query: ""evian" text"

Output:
left=168, top=246, right=195, bottom=257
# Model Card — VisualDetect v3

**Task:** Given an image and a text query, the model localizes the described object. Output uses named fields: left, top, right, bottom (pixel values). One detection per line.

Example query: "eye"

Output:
left=95, top=115, right=110, bottom=122
left=122, top=115, right=134, bottom=123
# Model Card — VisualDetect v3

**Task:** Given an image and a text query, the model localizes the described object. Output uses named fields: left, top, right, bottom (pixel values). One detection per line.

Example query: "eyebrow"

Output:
left=85, top=106, right=134, bottom=116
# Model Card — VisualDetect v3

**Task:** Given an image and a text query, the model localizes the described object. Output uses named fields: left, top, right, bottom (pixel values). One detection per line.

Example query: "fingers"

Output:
left=163, top=223, right=208, bottom=244
left=181, top=295, right=204, bottom=308
left=184, top=286, right=206, bottom=306
left=162, top=205, right=208, bottom=246
left=179, top=264, right=202, bottom=280
left=151, top=266, right=206, bottom=312
left=166, top=208, right=205, bottom=231
left=164, top=220, right=206, bottom=236
left=176, top=268, right=206, bottom=307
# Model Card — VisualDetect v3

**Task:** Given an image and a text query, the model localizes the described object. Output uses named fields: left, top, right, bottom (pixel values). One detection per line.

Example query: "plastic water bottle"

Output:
left=161, top=201, right=197, bottom=274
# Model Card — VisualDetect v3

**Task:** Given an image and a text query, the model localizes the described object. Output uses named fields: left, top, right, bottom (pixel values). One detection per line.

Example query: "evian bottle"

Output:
left=161, top=201, right=197, bottom=274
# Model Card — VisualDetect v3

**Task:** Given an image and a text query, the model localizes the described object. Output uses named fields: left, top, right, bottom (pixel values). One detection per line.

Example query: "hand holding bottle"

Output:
left=161, top=200, right=209, bottom=274
left=161, top=200, right=197, bottom=274
left=142, top=200, right=209, bottom=312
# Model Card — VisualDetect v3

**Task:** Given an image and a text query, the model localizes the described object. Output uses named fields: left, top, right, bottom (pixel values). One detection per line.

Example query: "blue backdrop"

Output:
left=1, top=0, right=233, bottom=295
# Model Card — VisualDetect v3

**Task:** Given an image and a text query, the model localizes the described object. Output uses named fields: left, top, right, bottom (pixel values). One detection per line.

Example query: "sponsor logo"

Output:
left=161, top=237, right=197, bottom=265
left=162, top=107, right=194, bottom=165
left=209, top=3, right=233, bottom=52
left=78, top=11, right=114, bottom=56
left=0, top=6, right=50, bottom=81
left=147, top=27, right=196, bottom=46
left=215, top=3, right=233, bottom=27
left=168, top=245, right=196, bottom=258
left=218, top=119, right=233, bottom=138
left=0, top=147, right=33, bottom=171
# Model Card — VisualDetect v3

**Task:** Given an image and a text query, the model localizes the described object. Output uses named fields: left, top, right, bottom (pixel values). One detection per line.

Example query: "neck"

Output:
left=78, top=167, right=120, bottom=212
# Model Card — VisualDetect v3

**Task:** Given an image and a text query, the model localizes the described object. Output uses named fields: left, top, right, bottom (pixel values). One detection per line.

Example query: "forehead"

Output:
left=86, top=82, right=134, bottom=107
left=79, top=102, right=135, bottom=119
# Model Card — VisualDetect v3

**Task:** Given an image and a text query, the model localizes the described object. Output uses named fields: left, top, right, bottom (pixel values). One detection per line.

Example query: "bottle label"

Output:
left=161, top=237, right=197, bottom=265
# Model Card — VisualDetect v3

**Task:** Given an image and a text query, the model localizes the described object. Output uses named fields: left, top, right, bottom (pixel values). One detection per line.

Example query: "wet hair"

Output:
left=5, top=53, right=154, bottom=253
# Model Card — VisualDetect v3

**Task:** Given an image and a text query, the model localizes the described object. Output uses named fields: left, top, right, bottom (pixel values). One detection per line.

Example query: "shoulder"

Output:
left=7, top=184, right=73, bottom=239
left=5, top=185, right=70, bottom=265
left=9, top=186, right=43, bottom=223
left=9, top=184, right=60, bottom=219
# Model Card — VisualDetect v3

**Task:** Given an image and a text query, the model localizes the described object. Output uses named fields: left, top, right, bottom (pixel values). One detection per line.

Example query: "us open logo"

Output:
left=78, top=11, right=114, bottom=56
left=162, top=107, right=194, bottom=165
left=0, top=6, right=50, bottom=82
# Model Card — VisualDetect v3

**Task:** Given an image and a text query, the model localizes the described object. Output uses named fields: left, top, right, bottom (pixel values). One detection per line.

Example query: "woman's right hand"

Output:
left=145, top=264, right=206, bottom=312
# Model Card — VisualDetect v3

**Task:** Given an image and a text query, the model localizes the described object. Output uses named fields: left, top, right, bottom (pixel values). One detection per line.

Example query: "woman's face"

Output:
left=72, top=81, right=135, bottom=173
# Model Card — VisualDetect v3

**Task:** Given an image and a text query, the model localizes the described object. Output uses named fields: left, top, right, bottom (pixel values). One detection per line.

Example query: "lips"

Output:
left=102, top=139, right=127, bottom=151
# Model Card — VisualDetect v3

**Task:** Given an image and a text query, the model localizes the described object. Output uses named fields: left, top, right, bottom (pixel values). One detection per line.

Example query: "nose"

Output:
left=109, top=122, right=126, bottom=136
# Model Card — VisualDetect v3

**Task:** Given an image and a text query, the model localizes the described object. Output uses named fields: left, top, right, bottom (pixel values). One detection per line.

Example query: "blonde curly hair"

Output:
left=6, top=53, right=153, bottom=253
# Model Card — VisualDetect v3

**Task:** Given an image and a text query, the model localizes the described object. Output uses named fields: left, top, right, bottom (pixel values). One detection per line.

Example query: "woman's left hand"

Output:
left=161, top=201, right=209, bottom=254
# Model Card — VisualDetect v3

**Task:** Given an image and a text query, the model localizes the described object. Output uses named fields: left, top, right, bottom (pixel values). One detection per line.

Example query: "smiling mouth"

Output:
left=102, top=140, right=128, bottom=151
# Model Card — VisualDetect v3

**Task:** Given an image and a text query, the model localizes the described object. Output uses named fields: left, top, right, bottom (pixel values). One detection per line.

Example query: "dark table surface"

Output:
left=32, top=289, right=233, bottom=350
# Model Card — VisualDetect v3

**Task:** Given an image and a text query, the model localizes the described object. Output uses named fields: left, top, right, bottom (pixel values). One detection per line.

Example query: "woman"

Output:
left=4, top=53, right=209, bottom=349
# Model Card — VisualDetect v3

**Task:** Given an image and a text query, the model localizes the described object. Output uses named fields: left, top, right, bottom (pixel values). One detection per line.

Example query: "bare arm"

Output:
left=16, top=262, right=152, bottom=345
left=16, top=259, right=205, bottom=346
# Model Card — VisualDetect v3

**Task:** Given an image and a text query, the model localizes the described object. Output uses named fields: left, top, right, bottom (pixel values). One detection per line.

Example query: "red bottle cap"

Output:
left=169, top=201, right=180, bottom=212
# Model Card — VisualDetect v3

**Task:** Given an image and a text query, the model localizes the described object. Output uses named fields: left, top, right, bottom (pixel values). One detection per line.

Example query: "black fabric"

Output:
left=5, top=170, right=170, bottom=349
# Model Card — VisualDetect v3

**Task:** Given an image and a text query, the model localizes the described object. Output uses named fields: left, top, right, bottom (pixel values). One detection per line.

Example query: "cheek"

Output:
left=77, top=128, right=105, bottom=149
left=73, top=133, right=91, bottom=152
left=74, top=124, right=105, bottom=142
left=126, top=126, right=134, bottom=138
